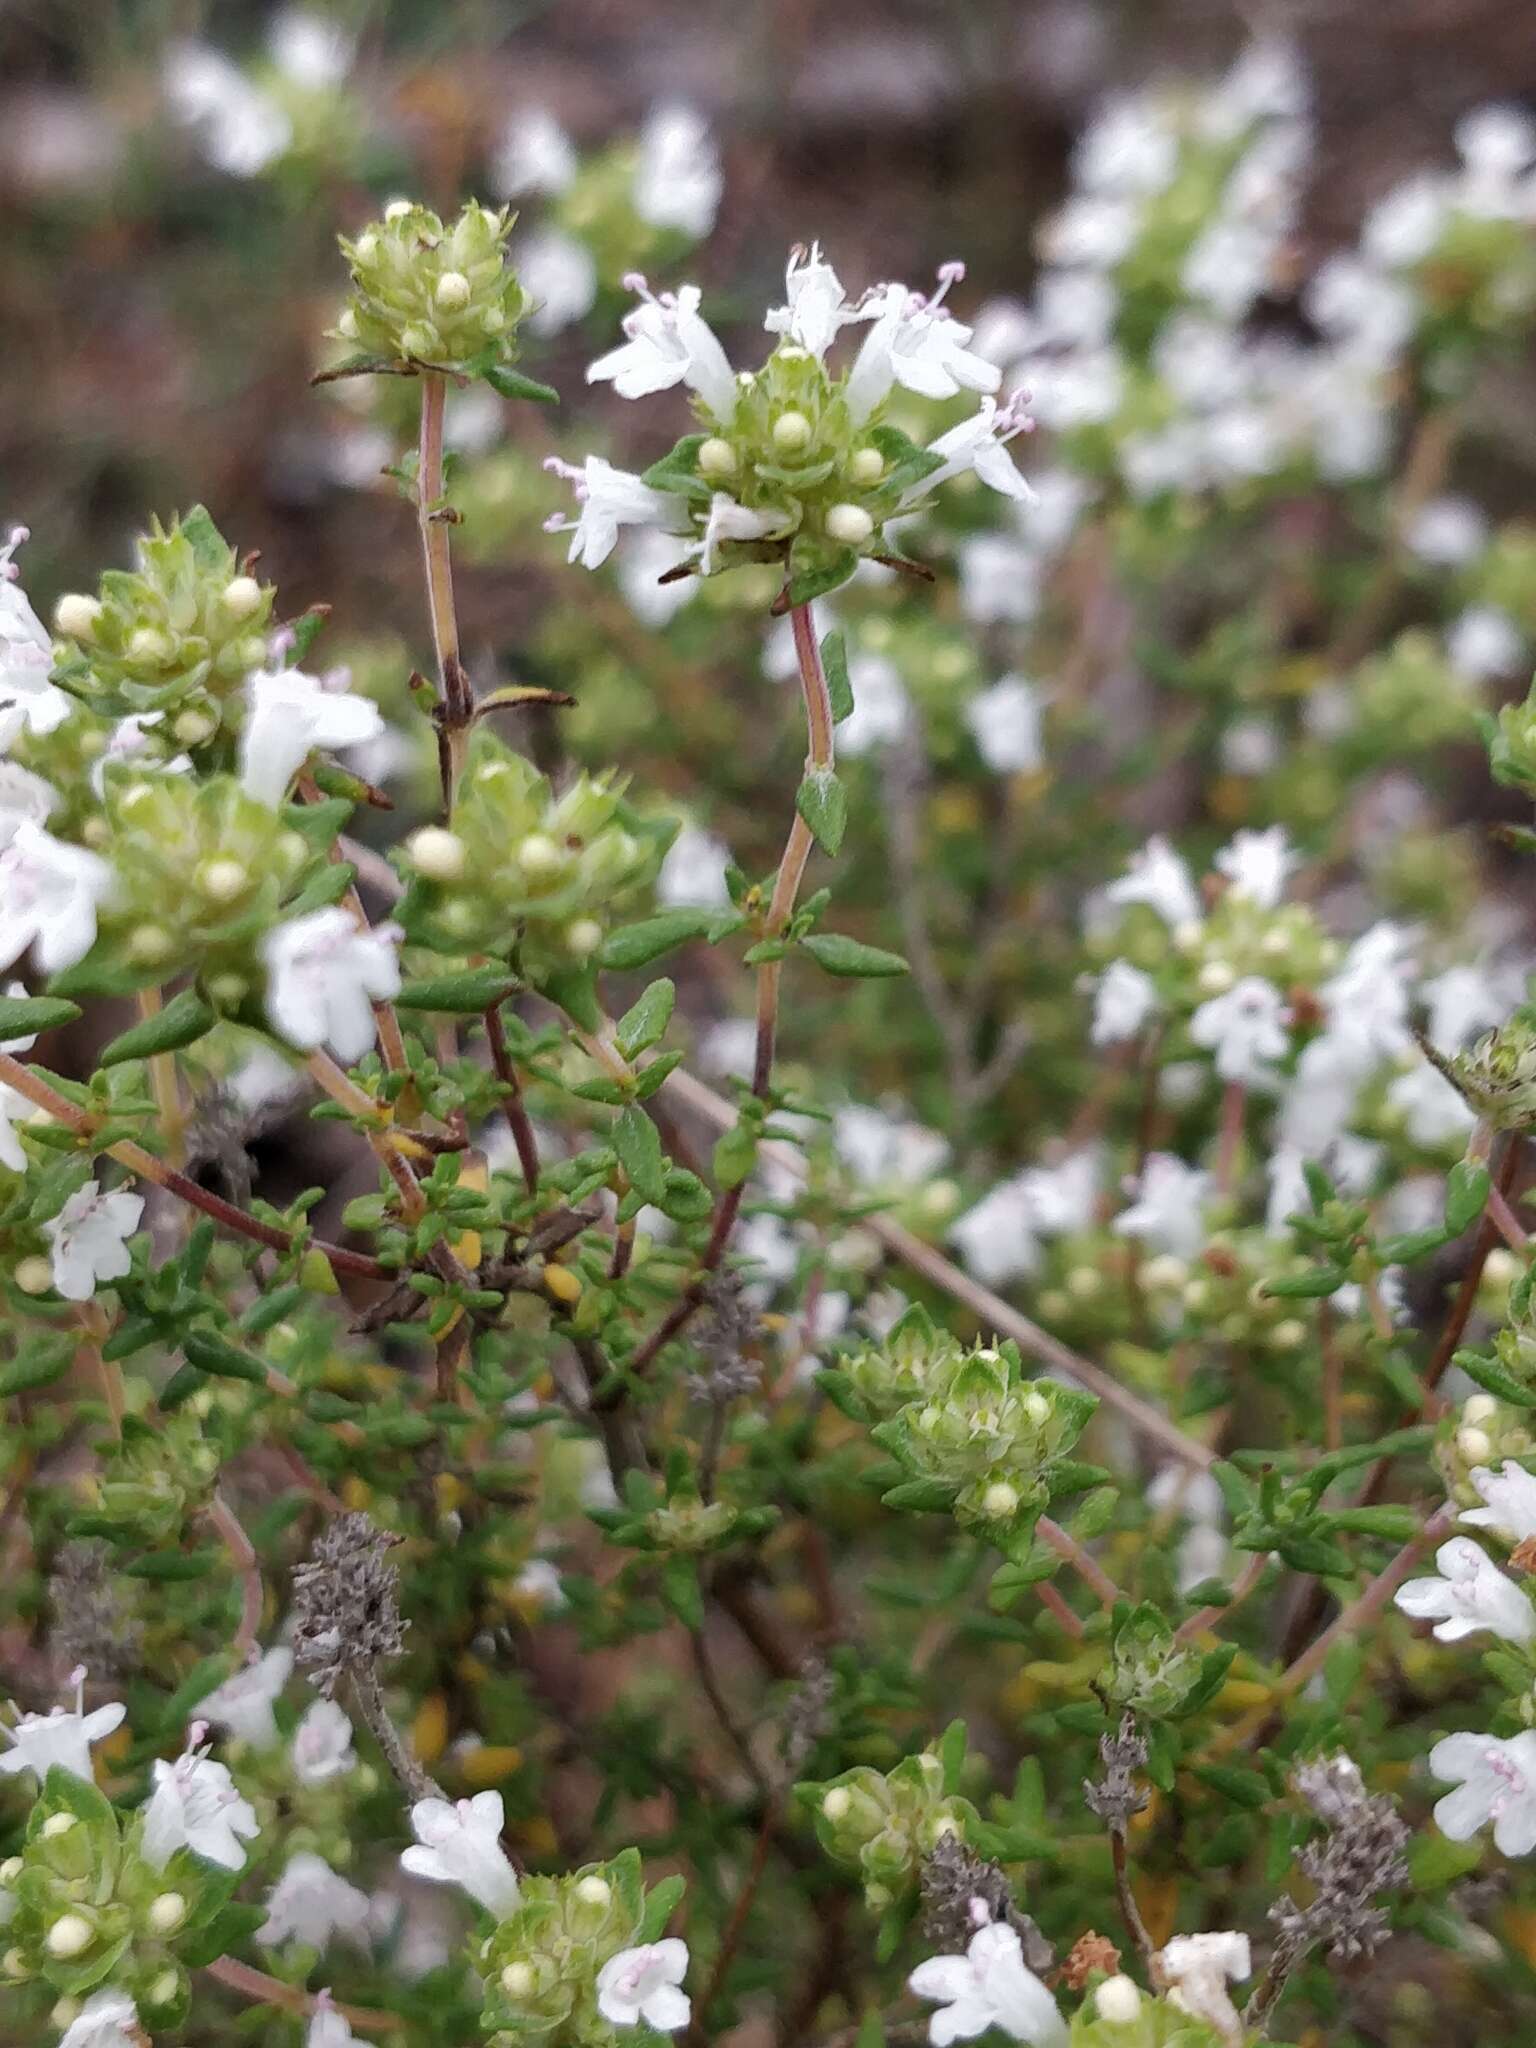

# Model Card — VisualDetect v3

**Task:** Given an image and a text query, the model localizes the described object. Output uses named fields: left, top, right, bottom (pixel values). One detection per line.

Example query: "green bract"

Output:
left=334, top=200, right=531, bottom=372
left=49, top=507, right=273, bottom=729
left=801, top=1745, right=976, bottom=1910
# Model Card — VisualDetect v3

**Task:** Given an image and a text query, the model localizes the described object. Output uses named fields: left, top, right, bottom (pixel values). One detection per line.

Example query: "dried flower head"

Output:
left=1269, top=1753, right=1409, bottom=1966
left=1084, top=1713, right=1150, bottom=1828
left=920, top=1833, right=1054, bottom=1975
left=291, top=1512, right=407, bottom=1697
left=46, top=1541, right=142, bottom=1681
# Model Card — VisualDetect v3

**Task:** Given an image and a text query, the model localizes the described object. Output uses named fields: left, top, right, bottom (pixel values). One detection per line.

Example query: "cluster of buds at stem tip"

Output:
left=800, top=1745, right=976, bottom=1910
left=49, top=505, right=273, bottom=731
left=396, top=730, right=673, bottom=985
left=332, top=199, right=531, bottom=370
left=547, top=246, right=1034, bottom=604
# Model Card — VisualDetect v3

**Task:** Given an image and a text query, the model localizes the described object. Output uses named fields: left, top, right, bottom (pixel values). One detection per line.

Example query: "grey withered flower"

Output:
left=1270, top=1754, right=1410, bottom=1966
left=920, top=1832, right=1055, bottom=1974
left=291, top=1512, right=407, bottom=1697
left=1084, top=1712, right=1150, bottom=1828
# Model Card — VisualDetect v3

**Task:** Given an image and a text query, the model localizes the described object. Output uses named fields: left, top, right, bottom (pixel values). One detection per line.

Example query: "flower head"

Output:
left=402, top=1791, right=521, bottom=1917
left=907, top=1919, right=1067, bottom=2047
left=1156, top=1930, right=1251, bottom=2043
left=1113, top=1154, right=1212, bottom=1261
left=845, top=264, right=1002, bottom=422
left=290, top=1697, right=358, bottom=1785
left=1104, top=835, right=1201, bottom=929
left=595, top=1939, right=692, bottom=2032
left=1189, top=976, right=1290, bottom=1085
left=1214, top=825, right=1295, bottom=909
left=44, top=1181, right=144, bottom=1302
left=1395, top=1536, right=1536, bottom=1644
left=764, top=244, right=867, bottom=360
left=634, top=104, right=720, bottom=238
left=0, top=1667, right=125, bottom=1785
left=904, top=393, right=1035, bottom=507
left=1092, top=960, right=1158, bottom=1046
left=141, top=1731, right=261, bottom=1871
left=261, top=907, right=402, bottom=1063
left=0, top=526, right=71, bottom=747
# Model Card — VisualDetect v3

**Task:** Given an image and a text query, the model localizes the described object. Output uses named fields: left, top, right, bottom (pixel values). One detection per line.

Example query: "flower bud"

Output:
left=384, top=198, right=414, bottom=222
left=40, top=1814, right=76, bottom=1839
left=565, top=917, right=603, bottom=958
left=435, top=271, right=472, bottom=310
left=574, top=1875, right=611, bottom=1907
left=981, top=1481, right=1019, bottom=1520
left=173, top=708, right=218, bottom=745
left=772, top=411, right=813, bottom=452
left=1095, top=1975, right=1142, bottom=2024
left=516, top=832, right=564, bottom=878
left=148, top=1892, right=187, bottom=1935
left=698, top=437, right=738, bottom=478
left=46, top=1914, right=94, bottom=1959
left=822, top=1787, right=852, bottom=1821
left=1269, top=1319, right=1307, bottom=1351
left=1458, top=1426, right=1493, bottom=1464
left=53, top=593, right=101, bottom=639
left=13, top=1256, right=54, bottom=1296
left=127, top=923, right=175, bottom=966
left=849, top=447, right=886, bottom=484
left=198, top=858, right=248, bottom=903
left=2, top=1948, right=29, bottom=1979
left=400, top=323, right=439, bottom=360
left=129, top=626, right=172, bottom=665
left=408, top=827, right=468, bottom=881
left=146, top=1971, right=180, bottom=2008
left=502, top=1962, right=535, bottom=1997
left=220, top=575, right=264, bottom=619
left=825, top=502, right=875, bottom=545
left=1464, top=1393, right=1500, bottom=1426
left=0, top=1859, right=20, bottom=1885
left=1197, top=959, right=1235, bottom=996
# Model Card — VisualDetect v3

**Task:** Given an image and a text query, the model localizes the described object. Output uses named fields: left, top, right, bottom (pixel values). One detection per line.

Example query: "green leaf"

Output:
left=1261, top=1266, right=1349, bottom=1299
left=712, top=1121, right=759, bottom=1189
left=396, top=966, right=520, bottom=1013
left=600, top=909, right=715, bottom=971
left=613, top=1106, right=667, bottom=1204
left=821, top=631, right=854, bottom=723
left=785, top=539, right=860, bottom=607
left=1446, top=1158, right=1492, bottom=1235
left=124, top=1550, right=220, bottom=1581
left=0, top=994, right=80, bottom=1040
left=543, top=963, right=601, bottom=1033
left=180, top=504, right=231, bottom=574
left=796, top=767, right=847, bottom=857
left=97, top=989, right=217, bottom=1067
left=0, top=1334, right=76, bottom=1397
left=801, top=932, right=909, bottom=978
left=1452, top=1346, right=1536, bottom=1407
left=660, top=1554, right=704, bottom=1630
left=481, top=363, right=559, bottom=403
left=616, top=979, right=676, bottom=1059
left=182, top=1330, right=268, bottom=1385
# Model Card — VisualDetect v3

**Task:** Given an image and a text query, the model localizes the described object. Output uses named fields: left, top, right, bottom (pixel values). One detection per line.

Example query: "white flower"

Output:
left=194, top=1645, right=294, bottom=1749
left=1105, top=835, right=1201, bottom=929
left=1386, top=1061, right=1475, bottom=1147
left=1157, top=1930, right=1252, bottom=2043
left=261, top=907, right=402, bottom=1064
left=1456, top=104, right=1536, bottom=217
left=595, top=1939, right=692, bottom=2032
left=1114, top=1154, right=1212, bottom=1262
left=0, top=1668, right=125, bottom=1785
left=518, top=229, right=599, bottom=337
left=401, top=1791, right=521, bottom=1917
left=658, top=825, right=731, bottom=909
left=239, top=666, right=384, bottom=808
left=514, top=1558, right=567, bottom=1610
left=903, top=394, right=1034, bottom=507
left=0, top=760, right=56, bottom=846
left=492, top=107, right=577, bottom=196
left=1464, top=1463, right=1536, bottom=1544
left=308, top=1992, right=363, bottom=2048
left=1075, top=97, right=1178, bottom=196
left=1405, top=495, right=1488, bottom=566
left=260, top=1851, right=373, bottom=1949
left=908, top=1920, right=1067, bottom=2048
left=965, top=675, right=1044, bottom=775
left=1318, top=922, right=1415, bottom=1070
left=142, top=1738, right=261, bottom=1871
left=1447, top=603, right=1524, bottom=682
left=1038, top=195, right=1138, bottom=270
left=44, top=1181, right=143, bottom=1301
left=90, top=713, right=190, bottom=798
left=634, top=104, right=720, bottom=238
left=164, top=40, right=291, bottom=176
left=0, top=819, right=114, bottom=976
left=833, top=1104, right=949, bottom=1191
left=958, top=537, right=1039, bottom=625
left=1214, top=825, right=1294, bottom=909
left=0, top=527, right=70, bottom=746
left=1091, top=960, right=1158, bottom=1046
left=765, top=243, right=866, bottom=359
left=544, top=455, right=689, bottom=572
left=615, top=526, right=696, bottom=627
left=269, top=10, right=353, bottom=90
left=836, top=653, right=911, bottom=758
left=588, top=278, right=738, bottom=419
left=1429, top=1729, right=1536, bottom=1854
left=57, top=1990, right=141, bottom=2048
left=1019, top=1149, right=1100, bottom=1235
left=950, top=1178, right=1042, bottom=1289
left=1189, top=976, right=1290, bottom=1086
left=844, top=265, right=1002, bottom=423
left=1395, top=1536, right=1536, bottom=1644
left=290, top=1698, right=357, bottom=1786
left=1364, top=172, right=1451, bottom=267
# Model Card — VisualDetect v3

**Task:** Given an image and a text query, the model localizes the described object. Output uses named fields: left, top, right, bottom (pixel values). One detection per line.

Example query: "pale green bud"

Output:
left=773, top=411, right=813, bottom=452
left=148, top=1892, right=187, bottom=1935
left=13, top=1256, right=54, bottom=1295
left=698, top=437, right=738, bottom=478
left=408, top=827, right=468, bottom=881
left=53, top=593, right=101, bottom=639
left=46, top=1914, right=94, bottom=1959
left=849, top=447, right=885, bottom=484
left=220, top=575, right=264, bottom=620
left=435, top=270, right=472, bottom=310
left=825, top=502, right=875, bottom=545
